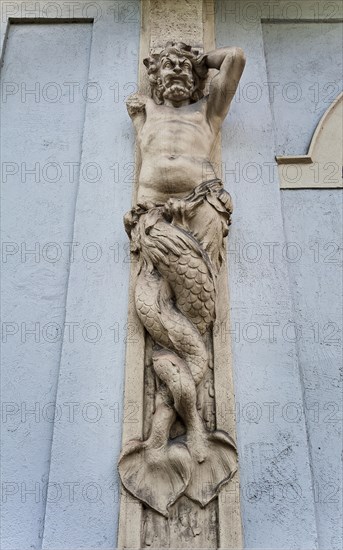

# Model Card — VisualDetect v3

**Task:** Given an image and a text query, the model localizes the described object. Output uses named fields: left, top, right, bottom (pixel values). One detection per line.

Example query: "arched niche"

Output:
left=277, top=92, right=342, bottom=189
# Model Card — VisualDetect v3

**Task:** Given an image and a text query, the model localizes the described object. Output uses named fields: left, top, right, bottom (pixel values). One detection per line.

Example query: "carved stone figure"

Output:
left=118, top=41, right=245, bottom=517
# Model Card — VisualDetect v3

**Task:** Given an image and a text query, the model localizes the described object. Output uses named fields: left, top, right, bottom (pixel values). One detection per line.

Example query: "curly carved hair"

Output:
left=143, top=41, right=209, bottom=104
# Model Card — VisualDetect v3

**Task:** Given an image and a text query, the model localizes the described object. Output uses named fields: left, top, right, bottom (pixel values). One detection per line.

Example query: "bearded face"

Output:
left=158, top=53, right=196, bottom=104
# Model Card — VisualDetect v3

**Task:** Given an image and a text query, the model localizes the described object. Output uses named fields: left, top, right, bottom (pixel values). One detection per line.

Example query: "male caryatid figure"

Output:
left=119, top=42, right=246, bottom=517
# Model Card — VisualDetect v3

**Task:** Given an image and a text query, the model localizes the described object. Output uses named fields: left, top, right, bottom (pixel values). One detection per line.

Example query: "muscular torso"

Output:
left=135, top=97, right=218, bottom=203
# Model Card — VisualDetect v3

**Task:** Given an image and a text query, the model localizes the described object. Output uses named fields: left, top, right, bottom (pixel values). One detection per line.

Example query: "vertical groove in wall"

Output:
left=40, top=21, right=94, bottom=549
left=0, top=18, right=11, bottom=66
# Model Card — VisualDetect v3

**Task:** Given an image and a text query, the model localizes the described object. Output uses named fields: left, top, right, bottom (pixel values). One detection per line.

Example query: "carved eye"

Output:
left=163, top=60, right=172, bottom=69
left=182, top=61, right=192, bottom=70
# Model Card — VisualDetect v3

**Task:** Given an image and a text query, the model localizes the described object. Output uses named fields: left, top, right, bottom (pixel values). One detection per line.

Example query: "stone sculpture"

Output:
left=118, top=41, right=245, bottom=517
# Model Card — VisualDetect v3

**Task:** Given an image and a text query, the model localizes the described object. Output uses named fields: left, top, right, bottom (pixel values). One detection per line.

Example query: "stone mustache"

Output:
left=118, top=42, right=246, bottom=517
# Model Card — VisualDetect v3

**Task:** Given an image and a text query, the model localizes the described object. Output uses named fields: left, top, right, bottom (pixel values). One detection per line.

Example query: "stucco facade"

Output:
left=1, top=1, right=342, bottom=549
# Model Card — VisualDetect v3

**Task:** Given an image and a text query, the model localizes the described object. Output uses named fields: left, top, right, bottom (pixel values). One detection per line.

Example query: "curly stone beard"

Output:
left=161, top=74, right=196, bottom=102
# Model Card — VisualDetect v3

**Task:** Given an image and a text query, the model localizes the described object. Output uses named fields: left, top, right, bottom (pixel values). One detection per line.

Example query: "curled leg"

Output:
left=152, top=347, right=237, bottom=507
left=152, top=347, right=208, bottom=463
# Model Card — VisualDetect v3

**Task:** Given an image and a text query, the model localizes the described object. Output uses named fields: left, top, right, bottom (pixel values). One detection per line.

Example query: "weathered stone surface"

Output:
left=118, top=40, right=245, bottom=547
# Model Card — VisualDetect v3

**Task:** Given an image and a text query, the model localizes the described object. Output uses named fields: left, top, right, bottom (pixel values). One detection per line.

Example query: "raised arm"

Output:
left=202, top=47, right=246, bottom=127
left=126, top=93, right=147, bottom=134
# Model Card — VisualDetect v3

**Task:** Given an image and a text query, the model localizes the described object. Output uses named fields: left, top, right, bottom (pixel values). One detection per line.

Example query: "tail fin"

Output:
left=185, top=429, right=237, bottom=506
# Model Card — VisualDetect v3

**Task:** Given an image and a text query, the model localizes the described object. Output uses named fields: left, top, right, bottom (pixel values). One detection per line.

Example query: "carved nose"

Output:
left=173, top=66, right=182, bottom=74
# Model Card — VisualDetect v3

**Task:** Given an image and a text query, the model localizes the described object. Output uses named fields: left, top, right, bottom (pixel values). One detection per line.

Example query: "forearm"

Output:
left=204, top=47, right=245, bottom=70
left=204, top=46, right=246, bottom=123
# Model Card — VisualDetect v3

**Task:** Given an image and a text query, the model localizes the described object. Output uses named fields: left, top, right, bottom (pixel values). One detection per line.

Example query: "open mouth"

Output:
left=166, top=77, right=190, bottom=89
left=168, top=74, right=187, bottom=83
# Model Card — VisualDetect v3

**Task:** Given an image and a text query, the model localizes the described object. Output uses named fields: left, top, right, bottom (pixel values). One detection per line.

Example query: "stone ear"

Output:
left=143, top=57, right=150, bottom=68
